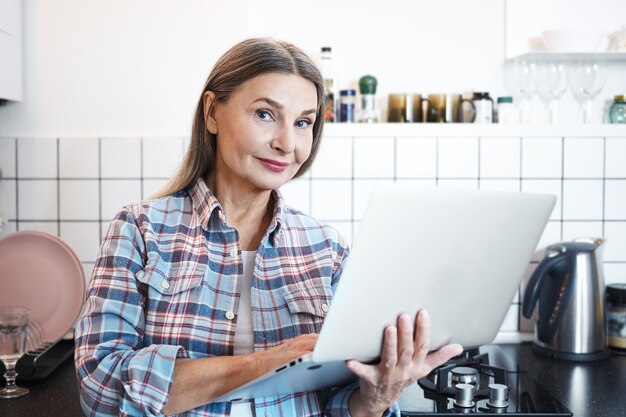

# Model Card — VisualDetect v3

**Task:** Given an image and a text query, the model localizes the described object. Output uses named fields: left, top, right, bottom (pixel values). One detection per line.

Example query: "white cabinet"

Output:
left=0, top=0, right=22, bottom=102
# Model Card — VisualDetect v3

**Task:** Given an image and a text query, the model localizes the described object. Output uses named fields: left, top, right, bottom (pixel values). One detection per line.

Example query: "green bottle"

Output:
left=358, top=75, right=378, bottom=123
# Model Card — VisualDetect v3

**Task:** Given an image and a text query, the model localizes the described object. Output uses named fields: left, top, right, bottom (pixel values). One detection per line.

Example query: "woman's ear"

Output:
left=203, top=91, right=218, bottom=134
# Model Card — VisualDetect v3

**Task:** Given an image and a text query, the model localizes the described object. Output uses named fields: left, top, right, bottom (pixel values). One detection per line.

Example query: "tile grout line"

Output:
left=14, top=137, right=19, bottom=231
left=98, top=138, right=103, bottom=243
left=57, top=138, right=61, bottom=236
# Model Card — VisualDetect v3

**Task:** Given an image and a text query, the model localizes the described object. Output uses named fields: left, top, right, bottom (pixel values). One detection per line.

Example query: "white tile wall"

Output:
left=0, top=137, right=16, bottom=177
left=17, top=180, right=58, bottom=220
left=396, top=137, right=437, bottom=178
left=438, top=137, right=478, bottom=178
left=101, top=138, right=141, bottom=178
left=353, top=137, right=394, bottom=178
left=480, top=137, right=520, bottom=178
left=101, top=180, right=142, bottom=220
left=59, top=180, right=99, bottom=220
left=17, top=138, right=57, bottom=178
left=522, top=137, right=562, bottom=178
left=59, top=138, right=99, bottom=178
left=142, top=137, right=184, bottom=178
left=605, top=138, right=626, bottom=178
left=3, top=130, right=626, bottom=339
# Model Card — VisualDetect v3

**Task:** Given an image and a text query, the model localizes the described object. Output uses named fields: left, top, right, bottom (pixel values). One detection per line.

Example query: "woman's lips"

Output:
left=259, top=158, right=289, bottom=173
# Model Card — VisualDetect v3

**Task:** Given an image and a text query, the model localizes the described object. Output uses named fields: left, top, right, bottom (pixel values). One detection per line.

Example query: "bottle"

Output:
left=358, top=75, right=378, bottom=123
left=495, top=96, right=517, bottom=124
left=606, top=283, right=626, bottom=354
left=472, top=92, right=494, bottom=124
left=320, top=47, right=337, bottom=123
left=339, top=89, right=356, bottom=123
left=609, top=95, right=626, bottom=124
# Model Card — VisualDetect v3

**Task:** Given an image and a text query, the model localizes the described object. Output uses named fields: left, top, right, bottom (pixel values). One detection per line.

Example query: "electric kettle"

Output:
left=522, top=237, right=611, bottom=361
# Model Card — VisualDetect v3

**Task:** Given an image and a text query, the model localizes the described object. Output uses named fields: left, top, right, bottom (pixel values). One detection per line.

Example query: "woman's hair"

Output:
left=153, top=38, right=325, bottom=198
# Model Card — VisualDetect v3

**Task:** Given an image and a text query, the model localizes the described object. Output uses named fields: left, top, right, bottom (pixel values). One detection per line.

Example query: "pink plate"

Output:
left=0, top=231, right=85, bottom=344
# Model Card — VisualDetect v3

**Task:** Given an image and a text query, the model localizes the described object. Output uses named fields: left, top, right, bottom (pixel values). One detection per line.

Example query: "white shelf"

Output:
left=509, top=52, right=626, bottom=62
left=323, top=123, right=626, bottom=138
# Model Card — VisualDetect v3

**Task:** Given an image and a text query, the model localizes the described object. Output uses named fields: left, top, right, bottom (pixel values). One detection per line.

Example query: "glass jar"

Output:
left=340, top=89, right=356, bottom=123
left=472, top=92, right=494, bottom=124
left=609, top=95, right=626, bottom=124
left=495, top=96, right=517, bottom=124
left=606, top=283, right=626, bottom=354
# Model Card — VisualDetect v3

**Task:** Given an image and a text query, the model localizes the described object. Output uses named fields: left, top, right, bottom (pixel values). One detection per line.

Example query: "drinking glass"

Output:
left=503, top=58, right=537, bottom=123
left=569, top=60, right=608, bottom=124
left=0, top=306, right=30, bottom=399
left=536, top=61, right=568, bottom=124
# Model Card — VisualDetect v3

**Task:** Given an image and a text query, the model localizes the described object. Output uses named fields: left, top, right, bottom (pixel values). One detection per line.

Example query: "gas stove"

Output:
left=398, top=345, right=572, bottom=416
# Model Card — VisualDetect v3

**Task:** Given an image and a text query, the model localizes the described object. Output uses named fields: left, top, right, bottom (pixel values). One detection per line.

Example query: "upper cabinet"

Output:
left=0, top=0, right=22, bottom=102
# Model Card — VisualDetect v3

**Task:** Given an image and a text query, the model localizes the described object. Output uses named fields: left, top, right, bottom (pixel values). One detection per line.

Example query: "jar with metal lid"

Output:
left=339, top=89, right=356, bottom=123
left=609, top=95, right=626, bottom=124
left=606, top=283, right=626, bottom=354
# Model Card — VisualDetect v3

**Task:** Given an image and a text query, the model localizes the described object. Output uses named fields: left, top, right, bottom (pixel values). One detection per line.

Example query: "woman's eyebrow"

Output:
left=253, top=97, right=284, bottom=110
left=253, top=97, right=316, bottom=116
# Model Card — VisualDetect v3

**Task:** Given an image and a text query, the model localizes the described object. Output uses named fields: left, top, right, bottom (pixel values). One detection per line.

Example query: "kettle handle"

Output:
left=522, top=249, right=575, bottom=319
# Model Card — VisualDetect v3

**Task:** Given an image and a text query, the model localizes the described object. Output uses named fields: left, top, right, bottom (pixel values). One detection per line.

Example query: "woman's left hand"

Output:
left=345, top=310, right=464, bottom=417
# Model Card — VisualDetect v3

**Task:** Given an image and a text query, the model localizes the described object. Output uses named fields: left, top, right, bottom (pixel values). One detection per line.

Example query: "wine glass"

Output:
left=569, top=60, right=608, bottom=124
left=503, top=58, right=537, bottom=123
left=0, top=306, right=30, bottom=399
left=536, top=61, right=568, bottom=124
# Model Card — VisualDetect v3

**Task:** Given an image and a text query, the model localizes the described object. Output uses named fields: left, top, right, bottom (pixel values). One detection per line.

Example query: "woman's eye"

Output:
left=256, top=110, right=274, bottom=121
left=296, top=119, right=312, bottom=128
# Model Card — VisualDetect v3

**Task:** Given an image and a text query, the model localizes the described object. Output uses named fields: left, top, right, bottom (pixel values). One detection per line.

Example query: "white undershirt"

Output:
left=230, top=250, right=257, bottom=416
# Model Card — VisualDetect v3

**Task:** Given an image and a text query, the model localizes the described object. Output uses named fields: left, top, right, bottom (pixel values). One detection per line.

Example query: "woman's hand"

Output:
left=254, top=333, right=318, bottom=375
left=346, top=310, right=463, bottom=417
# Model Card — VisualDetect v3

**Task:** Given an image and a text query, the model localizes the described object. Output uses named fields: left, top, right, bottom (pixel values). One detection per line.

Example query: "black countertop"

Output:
left=1, top=342, right=625, bottom=417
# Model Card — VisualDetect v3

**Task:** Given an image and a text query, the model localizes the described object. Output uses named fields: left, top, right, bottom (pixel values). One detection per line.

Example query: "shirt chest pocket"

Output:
left=136, top=260, right=206, bottom=297
left=283, top=281, right=333, bottom=334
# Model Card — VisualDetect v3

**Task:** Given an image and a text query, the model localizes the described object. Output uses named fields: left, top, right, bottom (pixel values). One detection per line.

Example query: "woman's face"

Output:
left=206, top=72, right=317, bottom=193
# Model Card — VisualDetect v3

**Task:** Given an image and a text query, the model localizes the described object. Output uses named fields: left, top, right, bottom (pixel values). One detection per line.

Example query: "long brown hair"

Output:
left=153, top=38, right=325, bottom=198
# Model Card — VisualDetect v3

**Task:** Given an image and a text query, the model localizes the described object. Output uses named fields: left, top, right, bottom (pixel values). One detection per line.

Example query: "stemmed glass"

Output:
left=504, top=58, right=537, bottom=123
left=568, top=60, right=608, bottom=124
left=536, top=61, right=568, bottom=124
left=0, top=306, right=30, bottom=399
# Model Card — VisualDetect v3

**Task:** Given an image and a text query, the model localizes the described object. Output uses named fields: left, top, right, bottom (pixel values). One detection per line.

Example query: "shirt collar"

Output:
left=188, top=177, right=285, bottom=246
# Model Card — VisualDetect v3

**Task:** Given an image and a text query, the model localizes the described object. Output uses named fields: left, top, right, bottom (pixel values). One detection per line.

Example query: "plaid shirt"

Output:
left=75, top=178, right=392, bottom=417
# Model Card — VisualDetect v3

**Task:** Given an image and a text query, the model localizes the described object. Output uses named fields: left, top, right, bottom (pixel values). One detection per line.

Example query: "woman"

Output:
left=75, top=38, right=462, bottom=417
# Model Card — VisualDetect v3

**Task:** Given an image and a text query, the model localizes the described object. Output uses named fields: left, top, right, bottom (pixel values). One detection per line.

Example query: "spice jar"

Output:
left=495, top=96, right=516, bottom=124
left=472, top=92, right=494, bottom=124
left=609, top=95, right=626, bottom=124
left=606, top=283, right=626, bottom=354
left=339, top=89, right=356, bottom=123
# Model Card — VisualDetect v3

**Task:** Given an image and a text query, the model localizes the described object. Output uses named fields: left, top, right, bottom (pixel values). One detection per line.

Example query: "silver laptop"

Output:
left=215, top=185, right=556, bottom=402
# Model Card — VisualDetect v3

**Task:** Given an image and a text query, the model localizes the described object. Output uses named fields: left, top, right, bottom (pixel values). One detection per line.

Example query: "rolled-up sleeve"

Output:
left=75, top=208, right=185, bottom=417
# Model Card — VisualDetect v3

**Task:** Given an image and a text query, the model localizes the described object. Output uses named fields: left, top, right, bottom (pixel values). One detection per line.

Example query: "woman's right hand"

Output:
left=254, top=333, right=318, bottom=374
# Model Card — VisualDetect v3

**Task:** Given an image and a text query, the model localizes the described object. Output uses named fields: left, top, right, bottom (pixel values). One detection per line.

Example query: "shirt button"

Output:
left=225, top=311, right=235, bottom=320
left=229, top=248, right=238, bottom=258
left=321, top=303, right=329, bottom=313
left=161, top=280, right=170, bottom=290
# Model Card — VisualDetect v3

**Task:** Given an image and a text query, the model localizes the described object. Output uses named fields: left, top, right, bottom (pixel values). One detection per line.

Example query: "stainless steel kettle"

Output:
left=522, top=238, right=610, bottom=361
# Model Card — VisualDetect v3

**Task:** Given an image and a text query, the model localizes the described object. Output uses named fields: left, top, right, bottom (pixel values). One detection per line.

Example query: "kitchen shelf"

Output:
left=509, top=52, right=626, bottom=62
left=323, top=123, right=626, bottom=138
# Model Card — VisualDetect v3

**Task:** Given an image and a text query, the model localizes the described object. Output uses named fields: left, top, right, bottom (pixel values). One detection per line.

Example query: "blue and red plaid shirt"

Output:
left=75, top=178, right=388, bottom=417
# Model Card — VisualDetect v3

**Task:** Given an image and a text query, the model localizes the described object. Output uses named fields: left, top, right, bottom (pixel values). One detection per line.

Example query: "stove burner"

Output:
left=417, top=348, right=508, bottom=398
left=451, top=366, right=479, bottom=386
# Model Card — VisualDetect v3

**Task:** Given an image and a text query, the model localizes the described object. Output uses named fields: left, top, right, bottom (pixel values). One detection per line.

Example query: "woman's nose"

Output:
left=271, top=124, right=296, bottom=154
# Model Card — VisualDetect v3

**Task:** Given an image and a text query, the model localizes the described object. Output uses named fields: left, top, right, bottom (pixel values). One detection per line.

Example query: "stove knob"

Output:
left=454, top=383, right=475, bottom=408
left=488, top=383, right=509, bottom=408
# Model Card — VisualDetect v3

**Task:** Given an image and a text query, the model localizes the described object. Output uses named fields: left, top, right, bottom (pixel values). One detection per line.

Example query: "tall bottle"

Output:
left=320, top=47, right=337, bottom=122
left=358, top=75, right=378, bottom=123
